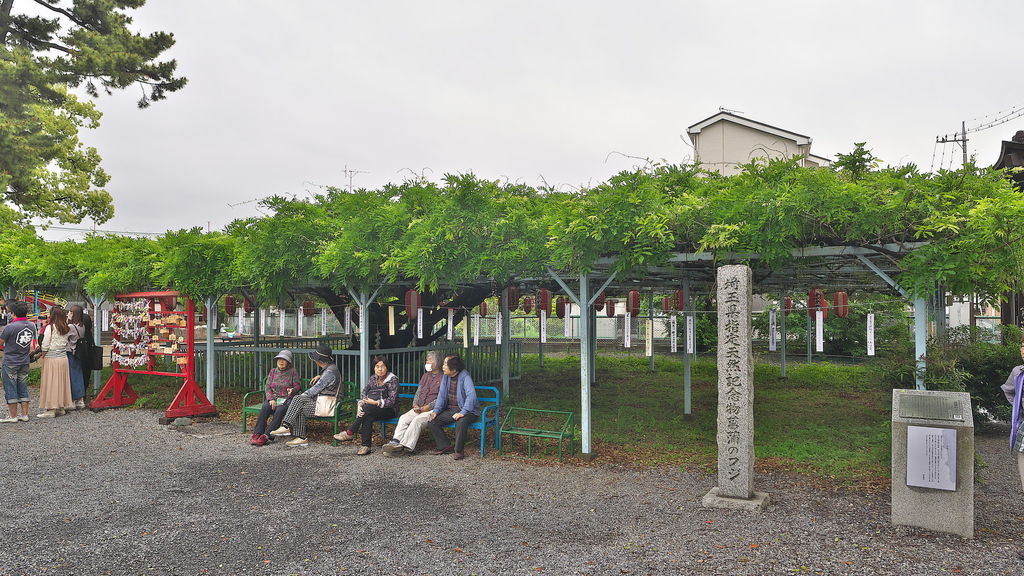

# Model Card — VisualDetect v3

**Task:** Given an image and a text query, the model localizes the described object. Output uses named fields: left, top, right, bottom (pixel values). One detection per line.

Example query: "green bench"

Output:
left=499, top=407, right=575, bottom=461
left=241, top=380, right=357, bottom=446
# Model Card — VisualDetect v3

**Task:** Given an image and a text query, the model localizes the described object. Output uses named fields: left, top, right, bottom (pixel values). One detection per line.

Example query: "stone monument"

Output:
left=702, top=265, right=771, bottom=511
left=891, top=389, right=974, bottom=538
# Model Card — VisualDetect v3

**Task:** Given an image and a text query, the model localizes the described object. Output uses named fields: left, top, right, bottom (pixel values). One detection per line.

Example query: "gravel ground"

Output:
left=1, top=394, right=1022, bottom=576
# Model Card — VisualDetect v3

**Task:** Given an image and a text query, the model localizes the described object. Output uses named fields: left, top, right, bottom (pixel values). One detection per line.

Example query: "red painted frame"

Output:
left=91, top=290, right=217, bottom=418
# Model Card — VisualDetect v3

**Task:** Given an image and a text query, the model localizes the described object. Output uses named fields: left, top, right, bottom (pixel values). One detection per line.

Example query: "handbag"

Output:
left=314, top=394, right=338, bottom=417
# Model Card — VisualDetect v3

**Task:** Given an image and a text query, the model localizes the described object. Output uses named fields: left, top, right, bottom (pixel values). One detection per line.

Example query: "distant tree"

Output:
left=0, top=0, right=186, bottom=223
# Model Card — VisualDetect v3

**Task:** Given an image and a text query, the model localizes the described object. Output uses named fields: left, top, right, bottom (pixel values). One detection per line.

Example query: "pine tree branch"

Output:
left=9, top=23, right=73, bottom=53
left=31, top=0, right=92, bottom=30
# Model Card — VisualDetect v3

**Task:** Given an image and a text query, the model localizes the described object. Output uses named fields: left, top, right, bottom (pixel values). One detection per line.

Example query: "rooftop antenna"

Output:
left=719, top=106, right=745, bottom=115
left=341, top=164, right=368, bottom=192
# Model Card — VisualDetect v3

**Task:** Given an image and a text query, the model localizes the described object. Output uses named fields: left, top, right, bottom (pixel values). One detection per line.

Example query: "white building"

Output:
left=687, top=111, right=831, bottom=176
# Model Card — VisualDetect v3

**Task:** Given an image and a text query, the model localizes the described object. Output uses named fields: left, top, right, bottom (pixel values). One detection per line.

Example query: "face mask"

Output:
left=424, top=363, right=433, bottom=372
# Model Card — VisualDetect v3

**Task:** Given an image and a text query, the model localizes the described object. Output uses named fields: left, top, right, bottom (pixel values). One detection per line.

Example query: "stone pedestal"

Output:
left=891, top=389, right=974, bottom=538
left=703, top=265, right=770, bottom=511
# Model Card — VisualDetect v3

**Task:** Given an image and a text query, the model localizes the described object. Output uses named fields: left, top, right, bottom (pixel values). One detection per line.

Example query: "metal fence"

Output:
left=194, top=341, right=521, bottom=391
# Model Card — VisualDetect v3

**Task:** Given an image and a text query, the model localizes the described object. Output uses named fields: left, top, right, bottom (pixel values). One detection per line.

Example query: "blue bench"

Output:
left=376, top=383, right=501, bottom=457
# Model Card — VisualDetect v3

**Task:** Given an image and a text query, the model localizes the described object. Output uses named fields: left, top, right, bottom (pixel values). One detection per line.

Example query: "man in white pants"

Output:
left=383, top=352, right=443, bottom=456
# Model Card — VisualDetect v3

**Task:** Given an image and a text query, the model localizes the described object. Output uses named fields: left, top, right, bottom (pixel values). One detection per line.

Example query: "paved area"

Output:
left=1, top=401, right=1022, bottom=575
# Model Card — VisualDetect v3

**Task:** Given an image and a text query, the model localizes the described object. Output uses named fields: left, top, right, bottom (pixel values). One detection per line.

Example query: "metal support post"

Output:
left=779, top=294, right=787, bottom=379
left=90, top=294, right=105, bottom=392
left=914, top=297, right=928, bottom=390
left=578, top=273, right=592, bottom=455
left=205, top=296, right=217, bottom=403
left=501, top=286, right=511, bottom=402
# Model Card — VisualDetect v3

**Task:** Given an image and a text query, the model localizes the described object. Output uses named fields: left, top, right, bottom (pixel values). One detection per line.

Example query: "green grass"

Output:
left=512, top=355, right=893, bottom=484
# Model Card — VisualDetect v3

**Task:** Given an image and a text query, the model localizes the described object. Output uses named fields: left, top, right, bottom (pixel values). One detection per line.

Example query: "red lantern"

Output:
left=809, top=289, right=828, bottom=320
left=224, top=295, right=237, bottom=316
left=625, top=290, right=640, bottom=316
left=479, top=301, right=488, bottom=317
left=506, top=286, right=520, bottom=311
left=834, top=291, right=849, bottom=319
left=674, top=289, right=685, bottom=311
left=555, top=297, right=567, bottom=319
left=537, top=289, right=551, bottom=316
left=405, top=289, right=420, bottom=320
left=593, top=292, right=605, bottom=311
left=784, top=296, right=792, bottom=316
left=606, top=298, right=617, bottom=317
left=662, top=295, right=672, bottom=313
left=243, top=297, right=255, bottom=314
left=302, top=299, right=315, bottom=318
left=521, top=296, right=533, bottom=314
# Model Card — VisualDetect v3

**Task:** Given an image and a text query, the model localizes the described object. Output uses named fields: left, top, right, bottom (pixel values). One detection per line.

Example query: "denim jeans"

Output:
left=67, top=352, right=85, bottom=400
left=254, top=398, right=290, bottom=436
left=2, top=364, right=30, bottom=404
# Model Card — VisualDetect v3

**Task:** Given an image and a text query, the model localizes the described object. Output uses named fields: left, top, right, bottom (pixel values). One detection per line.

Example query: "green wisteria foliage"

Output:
left=4, top=156, right=1024, bottom=307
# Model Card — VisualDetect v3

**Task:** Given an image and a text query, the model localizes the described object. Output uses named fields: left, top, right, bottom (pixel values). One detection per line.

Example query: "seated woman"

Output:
left=334, top=355, right=399, bottom=455
left=250, top=349, right=301, bottom=446
left=428, top=354, right=480, bottom=460
left=271, top=345, right=341, bottom=447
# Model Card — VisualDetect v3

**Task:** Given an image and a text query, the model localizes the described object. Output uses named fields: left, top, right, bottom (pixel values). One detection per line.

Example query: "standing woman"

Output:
left=38, top=306, right=74, bottom=418
left=66, top=306, right=87, bottom=409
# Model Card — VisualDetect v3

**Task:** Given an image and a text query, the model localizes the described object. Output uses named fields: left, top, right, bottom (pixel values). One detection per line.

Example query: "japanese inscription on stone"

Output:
left=716, top=265, right=755, bottom=499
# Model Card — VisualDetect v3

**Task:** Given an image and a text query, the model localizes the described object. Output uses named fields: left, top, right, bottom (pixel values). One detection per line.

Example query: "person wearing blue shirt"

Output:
left=428, top=354, right=480, bottom=460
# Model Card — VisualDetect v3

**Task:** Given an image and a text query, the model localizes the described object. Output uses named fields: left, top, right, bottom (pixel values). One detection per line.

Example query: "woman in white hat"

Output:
left=249, top=349, right=301, bottom=446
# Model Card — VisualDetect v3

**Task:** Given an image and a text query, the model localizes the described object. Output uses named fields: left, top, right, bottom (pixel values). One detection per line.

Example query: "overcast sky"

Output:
left=45, top=0, right=1024, bottom=239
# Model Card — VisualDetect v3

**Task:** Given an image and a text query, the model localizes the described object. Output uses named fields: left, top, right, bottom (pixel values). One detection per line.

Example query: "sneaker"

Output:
left=270, top=426, right=291, bottom=437
left=252, top=434, right=268, bottom=447
left=75, top=400, right=86, bottom=410
left=386, top=445, right=411, bottom=457
left=17, top=415, right=28, bottom=422
left=36, top=411, right=55, bottom=419
left=452, top=451, right=466, bottom=461
left=382, top=443, right=401, bottom=454
left=356, top=446, right=371, bottom=456
left=54, top=408, right=65, bottom=416
left=249, top=434, right=261, bottom=446
left=0, top=417, right=18, bottom=424
left=286, top=437, right=308, bottom=447
left=333, top=430, right=356, bottom=442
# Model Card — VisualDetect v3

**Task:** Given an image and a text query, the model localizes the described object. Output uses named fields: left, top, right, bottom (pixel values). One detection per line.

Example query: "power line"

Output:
left=35, top=225, right=163, bottom=237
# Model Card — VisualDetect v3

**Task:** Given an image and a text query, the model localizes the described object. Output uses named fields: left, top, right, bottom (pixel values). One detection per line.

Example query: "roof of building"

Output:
left=687, top=111, right=812, bottom=146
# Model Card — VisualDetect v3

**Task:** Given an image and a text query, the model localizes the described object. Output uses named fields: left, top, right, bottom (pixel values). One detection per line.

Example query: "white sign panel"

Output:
left=260, top=309, right=266, bottom=336
left=297, top=311, right=303, bottom=337
left=564, top=309, right=571, bottom=338
left=623, top=312, right=632, bottom=348
left=344, top=307, right=351, bottom=335
left=321, top=308, right=327, bottom=336
left=279, top=310, right=285, bottom=336
left=906, top=425, right=957, bottom=491
left=540, top=310, right=548, bottom=343
left=473, top=314, right=480, bottom=346
left=417, top=310, right=423, bottom=339
left=815, top=310, right=823, bottom=352
left=670, top=313, right=677, bottom=353
left=769, top=310, right=777, bottom=352
left=447, top=308, right=454, bottom=341
left=685, top=314, right=694, bottom=354
left=238, top=308, right=244, bottom=335
left=867, top=313, right=875, bottom=356
left=102, top=309, right=109, bottom=331
left=645, top=319, right=653, bottom=357
left=495, top=311, right=502, bottom=344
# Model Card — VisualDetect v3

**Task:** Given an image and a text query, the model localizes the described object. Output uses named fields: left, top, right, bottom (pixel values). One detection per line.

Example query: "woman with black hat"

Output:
left=271, top=345, right=341, bottom=447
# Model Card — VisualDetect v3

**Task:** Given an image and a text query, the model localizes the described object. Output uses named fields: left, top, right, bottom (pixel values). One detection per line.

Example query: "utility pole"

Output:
left=936, top=121, right=969, bottom=167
